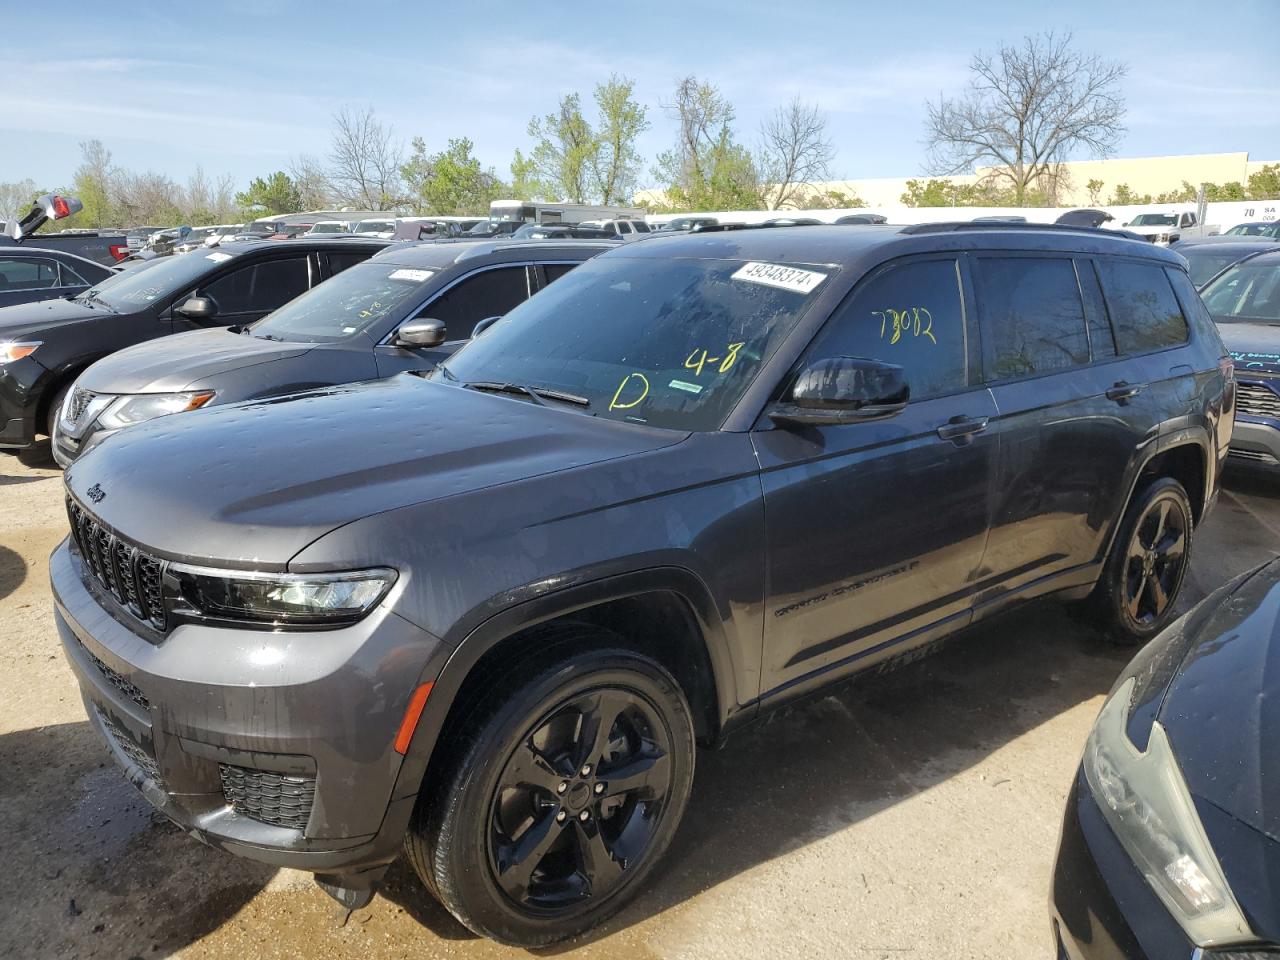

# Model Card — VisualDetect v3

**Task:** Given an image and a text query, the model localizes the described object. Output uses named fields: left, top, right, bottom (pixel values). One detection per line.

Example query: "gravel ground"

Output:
left=2, top=438, right=1277, bottom=960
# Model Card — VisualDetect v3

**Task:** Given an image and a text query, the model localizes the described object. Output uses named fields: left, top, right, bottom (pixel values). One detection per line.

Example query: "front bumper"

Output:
left=1051, top=771, right=1276, bottom=960
left=1229, top=417, right=1280, bottom=467
left=51, top=419, right=115, bottom=468
left=50, top=537, right=442, bottom=874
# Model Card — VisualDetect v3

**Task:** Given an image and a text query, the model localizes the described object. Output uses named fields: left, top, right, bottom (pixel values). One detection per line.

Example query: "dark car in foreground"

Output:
left=1197, top=248, right=1280, bottom=468
left=53, top=224, right=1232, bottom=945
left=0, top=247, right=113, bottom=308
left=0, top=236, right=386, bottom=451
left=1052, top=560, right=1280, bottom=958
left=54, top=240, right=610, bottom=465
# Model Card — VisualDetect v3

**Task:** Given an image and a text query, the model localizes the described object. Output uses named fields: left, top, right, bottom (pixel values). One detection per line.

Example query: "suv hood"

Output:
left=76, top=328, right=311, bottom=393
left=1157, top=561, right=1280, bottom=844
left=1217, top=322, right=1280, bottom=375
left=0, top=296, right=104, bottom=340
left=63, top=375, right=685, bottom=566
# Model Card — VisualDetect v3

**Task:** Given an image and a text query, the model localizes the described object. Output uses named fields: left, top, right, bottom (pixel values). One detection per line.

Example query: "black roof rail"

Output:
left=900, top=221, right=1150, bottom=243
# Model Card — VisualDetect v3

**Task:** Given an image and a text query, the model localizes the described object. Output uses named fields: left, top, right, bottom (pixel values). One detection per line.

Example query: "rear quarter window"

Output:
left=1097, top=259, right=1190, bottom=354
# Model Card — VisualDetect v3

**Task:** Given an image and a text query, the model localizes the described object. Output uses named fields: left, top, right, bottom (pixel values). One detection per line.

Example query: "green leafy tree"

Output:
left=802, top=187, right=867, bottom=209
left=654, top=76, right=762, bottom=211
left=525, top=93, right=596, bottom=202
left=1247, top=164, right=1280, bottom=200
left=509, top=148, right=546, bottom=201
left=591, top=75, right=649, bottom=205
left=236, top=171, right=303, bottom=216
left=1087, top=179, right=1105, bottom=204
left=402, top=137, right=506, bottom=216
left=1109, top=183, right=1153, bottom=205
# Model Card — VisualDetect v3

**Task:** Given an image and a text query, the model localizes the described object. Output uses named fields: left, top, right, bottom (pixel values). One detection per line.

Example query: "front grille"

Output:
left=97, top=707, right=162, bottom=785
left=66, top=499, right=167, bottom=631
left=64, top=387, right=93, bottom=427
left=79, top=641, right=150, bottom=710
left=219, top=765, right=316, bottom=830
left=1236, top=382, right=1280, bottom=419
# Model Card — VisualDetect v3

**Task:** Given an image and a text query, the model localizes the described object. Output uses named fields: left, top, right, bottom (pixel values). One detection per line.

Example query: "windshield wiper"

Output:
left=76, top=291, right=115, bottom=311
left=463, top=381, right=590, bottom=408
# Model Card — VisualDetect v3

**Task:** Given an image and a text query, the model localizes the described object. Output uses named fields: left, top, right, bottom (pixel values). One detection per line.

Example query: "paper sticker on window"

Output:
left=389, top=268, right=433, bottom=282
left=206, top=252, right=232, bottom=262
left=732, top=261, right=828, bottom=294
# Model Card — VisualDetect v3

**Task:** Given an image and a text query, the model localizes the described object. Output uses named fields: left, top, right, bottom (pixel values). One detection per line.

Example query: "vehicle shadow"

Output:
left=0, top=544, right=25, bottom=603
left=0, top=721, right=273, bottom=959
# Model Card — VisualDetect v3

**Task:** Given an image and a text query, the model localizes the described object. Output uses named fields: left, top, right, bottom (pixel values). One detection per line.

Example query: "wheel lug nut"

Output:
left=578, top=810, right=589, bottom=821
left=580, top=764, right=592, bottom=777
left=557, top=782, right=568, bottom=794
left=556, top=810, right=567, bottom=823
left=594, top=783, right=605, bottom=794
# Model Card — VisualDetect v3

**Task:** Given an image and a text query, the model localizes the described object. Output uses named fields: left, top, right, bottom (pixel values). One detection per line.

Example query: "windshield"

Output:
left=1201, top=261, right=1280, bottom=324
left=1129, top=214, right=1178, bottom=226
left=1184, top=251, right=1250, bottom=288
left=248, top=260, right=436, bottom=342
left=435, top=255, right=834, bottom=431
left=80, top=251, right=232, bottom=310
left=354, top=220, right=394, bottom=233
left=1226, top=223, right=1268, bottom=236
left=308, top=222, right=347, bottom=234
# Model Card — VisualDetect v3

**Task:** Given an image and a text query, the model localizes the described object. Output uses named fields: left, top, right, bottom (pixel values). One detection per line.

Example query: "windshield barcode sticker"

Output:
left=732, top=262, right=828, bottom=294
left=389, top=268, right=433, bottom=282
left=669, top=379, right=703, bottom=394
left=205, top=252, right=232, bottom=262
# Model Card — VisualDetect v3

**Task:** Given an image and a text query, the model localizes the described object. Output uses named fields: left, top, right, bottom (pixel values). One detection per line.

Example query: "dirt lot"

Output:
left=2, top=439, right=1278, bottom=960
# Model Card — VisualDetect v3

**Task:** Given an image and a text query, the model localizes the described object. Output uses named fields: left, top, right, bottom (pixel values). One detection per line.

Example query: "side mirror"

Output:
left=471, top=315, right=502, bottom=338
left=395, top=319, right=447, bottom=348
left=769, top=357, right=909, bottom=426
left=4, top=194, right=84, bottom=242
left=176, top=296, right=217, bottom=321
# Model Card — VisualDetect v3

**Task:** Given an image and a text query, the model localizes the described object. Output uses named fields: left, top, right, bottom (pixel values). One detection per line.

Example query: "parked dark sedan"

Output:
left=0, top=247, right=113, bottom=308
left=1177, top=239, right=1275, bottom=288
left=53, top=239, right=611, bottom=465
left=0, top=236, right=386, bottom=451
left=1052, top=560, right=1280, bottom=958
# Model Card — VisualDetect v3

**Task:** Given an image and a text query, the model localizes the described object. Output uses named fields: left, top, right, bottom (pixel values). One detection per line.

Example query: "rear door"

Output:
left=754, top=255, right=998, bottom=698
left=374, top=264, right=536, bottom=376
left=971, top=253, right=1146, bottom=609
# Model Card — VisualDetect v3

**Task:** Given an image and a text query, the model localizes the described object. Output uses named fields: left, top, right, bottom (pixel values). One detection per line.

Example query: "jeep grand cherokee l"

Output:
left=52, top=240, right=609, bottom=466
left=52, top=224, right=1233, bottom=946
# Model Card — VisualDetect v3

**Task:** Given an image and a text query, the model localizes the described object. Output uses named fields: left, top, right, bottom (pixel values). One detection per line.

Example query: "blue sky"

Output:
left=3, top=0, right=1278, bottom=192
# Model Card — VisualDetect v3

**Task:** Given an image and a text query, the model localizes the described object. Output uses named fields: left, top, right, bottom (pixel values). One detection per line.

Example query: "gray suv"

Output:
left=53, top=239, right=610, bottom=465
left=52, top=224, right=1234, bottom=946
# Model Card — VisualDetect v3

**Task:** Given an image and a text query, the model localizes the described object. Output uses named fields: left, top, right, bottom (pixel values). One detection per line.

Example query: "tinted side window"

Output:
left=420, top=266, right=530, bottom=340
left=0, top=257, right=57, bottom=289
left=202, top=256, right=310, bottom=316
left=542, top=263, right=578, bottom=285
left=1078, top=260, right=1116, bottom=359
left=326, top=251, right=370, bottom=276
left=1097, top=260, right=1190, bottom=353
left=975, top=257, right=1089, bottom=379
left=58, top=263, right=89, bottom=287
left=808, top=258, right=968, bottom=400
left=1165, top=267, right=1215, bottom=332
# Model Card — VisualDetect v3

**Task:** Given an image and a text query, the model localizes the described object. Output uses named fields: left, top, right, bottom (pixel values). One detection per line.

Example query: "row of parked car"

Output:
left=4, top=194, right=1280, bottom=955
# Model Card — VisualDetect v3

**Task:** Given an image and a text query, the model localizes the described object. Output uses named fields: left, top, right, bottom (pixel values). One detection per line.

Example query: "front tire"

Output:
left=405, top=642, right=696, bottom=946
left=1089, top=477, right=1193, bottom=645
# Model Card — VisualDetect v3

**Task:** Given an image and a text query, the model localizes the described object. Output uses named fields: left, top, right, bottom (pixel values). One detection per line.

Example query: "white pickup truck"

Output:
left=1122, top=210, right=1218, bottom=245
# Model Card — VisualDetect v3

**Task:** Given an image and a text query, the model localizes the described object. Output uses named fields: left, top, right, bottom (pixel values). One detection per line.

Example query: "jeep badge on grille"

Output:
left=87, top=483, right=105, bottom=504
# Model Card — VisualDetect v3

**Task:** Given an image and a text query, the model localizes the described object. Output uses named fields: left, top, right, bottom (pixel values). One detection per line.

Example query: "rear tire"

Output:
left=1088, top=477, right=1193, bottom=646
left=405, top=639, right=695, bottom=946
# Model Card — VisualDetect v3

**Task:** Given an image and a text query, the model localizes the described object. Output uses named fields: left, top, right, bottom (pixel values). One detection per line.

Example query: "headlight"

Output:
left=0, top=341, right=41, bottom=364
left=96, top=391, right=215, bottom=429
left=1084, top=676, right=1253, bottom=947
left=172, top=566, right=397, bottom=626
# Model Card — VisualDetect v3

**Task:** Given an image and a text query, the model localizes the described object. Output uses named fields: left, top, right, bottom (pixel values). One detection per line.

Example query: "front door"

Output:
left=173, top=254, right=312, bottom=331
left=753, top=255, right=998, bottom=700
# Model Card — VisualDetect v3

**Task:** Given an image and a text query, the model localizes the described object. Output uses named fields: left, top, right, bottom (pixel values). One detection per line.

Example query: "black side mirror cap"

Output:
left=769, top=356, right=909, bottom=426
left=176, top=296, right=217, bottom=321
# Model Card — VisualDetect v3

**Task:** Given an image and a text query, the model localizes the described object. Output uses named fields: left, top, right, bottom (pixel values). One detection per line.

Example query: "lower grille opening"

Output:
left=219, top=765, right=316, bottom=831
left=80, top=641, right=150, bottom=710
left=1229, top=448, right=1280, bottom=465
left=96, top=707, right=162, bottom=786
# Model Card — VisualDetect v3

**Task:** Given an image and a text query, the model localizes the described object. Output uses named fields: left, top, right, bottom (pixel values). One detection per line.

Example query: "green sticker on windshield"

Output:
left=669, top=379, right=703, bottom=394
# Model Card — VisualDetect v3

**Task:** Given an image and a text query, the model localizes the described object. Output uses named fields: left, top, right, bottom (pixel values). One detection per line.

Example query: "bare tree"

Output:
left=758, top=98, right=836, bottom=210
left=211, top=173, right=240, bottom=222
left=654, top=76, right=759, bottom=210
left=0, top=179, right=36, bottom=222
left=289, top=154, right=334, bottom=210
left=327, top=106, right=405, bottom=210
left=924, top=32, right=1126, bottom=205
left=183, top=165, right=212, bottom=220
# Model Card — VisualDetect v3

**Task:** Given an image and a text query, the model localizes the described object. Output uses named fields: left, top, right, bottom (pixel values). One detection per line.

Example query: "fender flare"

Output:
left=1101, top=428, right=1213, bottom=562
left=389, top=565, right=744, bottom=801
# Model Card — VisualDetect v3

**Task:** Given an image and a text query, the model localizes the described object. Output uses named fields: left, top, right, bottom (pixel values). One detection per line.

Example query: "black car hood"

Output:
left=0, top=296, right=106, bottom=339
left=63, top=376, right=686, bottom=567
left=1218, top=323, right=1280, bottom=375
left=1159, top=561, right=1280, bottom=843
left=76, top=328, right=311, bottom=393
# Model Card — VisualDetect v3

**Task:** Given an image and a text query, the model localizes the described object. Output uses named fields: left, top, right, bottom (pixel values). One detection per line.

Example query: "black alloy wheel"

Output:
left=488, top=688, right=673, bottom=911
left=406, top=642, right=695, bottom=946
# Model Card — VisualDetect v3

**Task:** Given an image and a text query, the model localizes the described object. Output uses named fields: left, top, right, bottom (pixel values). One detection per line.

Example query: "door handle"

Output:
left=1106, top=381, right=1145, bottom=404
left=936, top=415, right=990, bottom=443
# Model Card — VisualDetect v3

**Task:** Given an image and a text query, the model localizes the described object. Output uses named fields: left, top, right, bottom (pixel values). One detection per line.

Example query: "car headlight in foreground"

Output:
left=172, top=566, right=397, bottom=626
left=96, top=391, right=215, bottom=429
left=1084, top=675, right=1253, bottom=948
